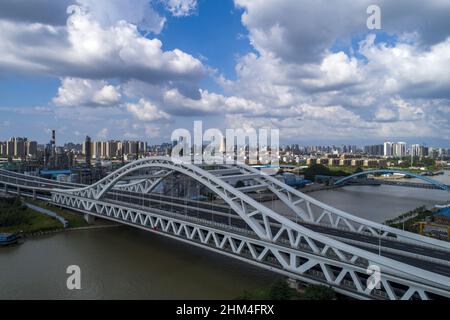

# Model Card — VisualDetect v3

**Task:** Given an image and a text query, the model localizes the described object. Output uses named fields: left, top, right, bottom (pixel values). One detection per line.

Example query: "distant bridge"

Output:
left=1, top=159, right=450, bottom=300
left=345, top=179, right=450, bottom=191
left=334, top=170, right=450, bottom=192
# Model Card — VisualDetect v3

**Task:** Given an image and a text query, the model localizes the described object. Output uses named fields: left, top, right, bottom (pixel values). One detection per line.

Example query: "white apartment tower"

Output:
left=384, top=141, right=393, bottom=158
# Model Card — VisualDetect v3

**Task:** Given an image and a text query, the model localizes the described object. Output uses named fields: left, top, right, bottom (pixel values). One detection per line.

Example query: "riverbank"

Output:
left=22, top=224, right=124, bottom=239
left=0, top=197, right=63, bottom=234
left=237, top=279, right=337, bottom=300
left=384, top=205, right=450, bottom=241
left=0, top=197, right=119, bottom=236
left=26, top=199, right=90, bottom=229
left=384, top=206, right=431, bottom=231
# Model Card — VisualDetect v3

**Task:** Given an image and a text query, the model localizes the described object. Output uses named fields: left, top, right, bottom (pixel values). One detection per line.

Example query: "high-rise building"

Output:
left=393, top=142, right=407, bottom=158
left=75, top=139, right=150, bottom=160
left=84, top=136, right=92, bottom=166
left=3, top=137, right=31, bottom=158
left=6, top=140, right=14, bottom=158
left=14, top=137, right=27, bottom=158
left=26, top=141, right=38, bottom=158
left=219, top=137, right=226, bottom=154
left=0, top=142, right=6, bottom=157
left=384, top=142, right=393, bottom=158
left=51, top=130, right=56, bottom=160
left=92, top=141, right=102, bottom=159
left=411, top=144, right=426, bottom=158
left=118, top=141, right=128, bottom=156
left=106, top=141, right=118, bottom=159
left=138, top=141, right=147, bottom=154
left=364, top=144, right=384, bottom=156
left=383, top=141, right=407, bottom=158
left=129, top=141, right=139, bottom=155
left=100, top=141, right=108, bottom=159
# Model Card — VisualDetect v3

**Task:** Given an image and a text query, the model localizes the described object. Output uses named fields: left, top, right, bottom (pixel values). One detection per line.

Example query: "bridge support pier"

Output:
left=84, top=213, right=96, bottom=224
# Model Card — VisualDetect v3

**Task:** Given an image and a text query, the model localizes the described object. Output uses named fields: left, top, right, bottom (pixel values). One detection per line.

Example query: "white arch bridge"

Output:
left=1, top=157, right=449, bottom=300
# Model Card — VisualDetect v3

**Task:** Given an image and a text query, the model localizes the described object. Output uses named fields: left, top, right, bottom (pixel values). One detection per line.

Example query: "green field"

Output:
left=237, top=279, right=336, bottom=300
left=0, top=207, right=61, bottom=234
left=326, top=166, right=366, bottom=174
left=26, top=199, right=90, bottom=229
left=0, top=197, right=89, bottom=234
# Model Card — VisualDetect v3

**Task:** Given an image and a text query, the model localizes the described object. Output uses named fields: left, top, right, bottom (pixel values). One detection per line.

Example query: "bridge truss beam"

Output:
left=208, top=161, right=450, bottom=253
left=51, top=193, right=450, bottom=300
left=50, top=157, right=450, bottom=300
left=3, top=158, right=449, bottom=300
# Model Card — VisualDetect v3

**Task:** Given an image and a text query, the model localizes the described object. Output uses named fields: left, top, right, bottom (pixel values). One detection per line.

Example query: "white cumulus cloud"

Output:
left=0, top=3, right=206, bottom=85
left=127, top=99, right=171, bottom=122
left=165, top=0, right=198, bottom=17
left=53, top=78, right=121, bottom=107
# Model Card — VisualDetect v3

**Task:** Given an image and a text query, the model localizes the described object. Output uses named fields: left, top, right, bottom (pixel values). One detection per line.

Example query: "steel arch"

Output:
left=51, top=194, right=450, bottom=300
left=52, top=157, right=450, bottom=295
left=218, top=161, right=450, bottom=252
left=3, top=158, right=449, bottom=299
left=114, top=169, right=172, bottom=194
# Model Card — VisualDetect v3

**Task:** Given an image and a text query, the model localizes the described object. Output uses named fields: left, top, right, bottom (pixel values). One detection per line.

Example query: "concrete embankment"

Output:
left=24, top=202, right=68, bottom=227
left=22, top=224, right=123, bottom=238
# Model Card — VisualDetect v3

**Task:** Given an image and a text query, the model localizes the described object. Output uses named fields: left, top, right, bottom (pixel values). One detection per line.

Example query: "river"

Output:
left=1, top=171, right=449, bottom=299
left=0, top=228, right=275, bottom=299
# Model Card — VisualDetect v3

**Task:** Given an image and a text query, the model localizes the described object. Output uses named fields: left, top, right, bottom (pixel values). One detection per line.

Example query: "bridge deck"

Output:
left=105, top=190, right=450, bottom=276
left=2, top=162, right=450, bottom=300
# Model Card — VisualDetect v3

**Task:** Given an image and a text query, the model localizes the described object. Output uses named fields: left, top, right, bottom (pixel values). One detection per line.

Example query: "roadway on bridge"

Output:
left=2, top=169, right=449, bottom=277
left=0, top=169, right=81, bottom=190
left=106, top=189, right=450, bottom=277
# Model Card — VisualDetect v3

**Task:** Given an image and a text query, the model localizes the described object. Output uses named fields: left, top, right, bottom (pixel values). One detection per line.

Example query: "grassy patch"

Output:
left=0, top=207, right=62, bottom=234
left=26, top=199, right=89, bottom=229
left=300, top=164, right=364, bottom=180
left=385, top=206, right=434, bottom=232
left=327, top=166, right=361, bottom=174
left=0, top=196, right=90, bottom=234
left=237, top=278, right=336, bottom=300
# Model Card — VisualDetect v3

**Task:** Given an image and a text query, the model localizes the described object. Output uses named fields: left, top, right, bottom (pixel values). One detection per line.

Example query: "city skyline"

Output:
left=1, top=0, right=450, bottom=147
left=2, top=133, right=449, bottom=150
left=2, top=132, right=449, bottom=162
left=1, top=131, right=450, bottom=149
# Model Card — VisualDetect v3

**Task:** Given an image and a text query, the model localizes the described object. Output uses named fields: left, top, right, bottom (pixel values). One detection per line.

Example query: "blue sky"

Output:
left=0, top=0, right=449, bottom=147
left=159, top=0, right=253, bottom=83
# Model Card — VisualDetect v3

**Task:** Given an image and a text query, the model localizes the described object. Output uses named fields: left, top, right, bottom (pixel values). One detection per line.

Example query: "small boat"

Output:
left=0, top=233, right=21, bottom=246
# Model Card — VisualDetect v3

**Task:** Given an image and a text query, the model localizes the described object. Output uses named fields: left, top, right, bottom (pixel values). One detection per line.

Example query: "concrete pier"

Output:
left=84, top=213, right=96, bottom=224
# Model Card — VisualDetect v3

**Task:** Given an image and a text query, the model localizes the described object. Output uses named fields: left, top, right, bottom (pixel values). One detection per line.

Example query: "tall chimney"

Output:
left=51, top=129, right=56, bottom=168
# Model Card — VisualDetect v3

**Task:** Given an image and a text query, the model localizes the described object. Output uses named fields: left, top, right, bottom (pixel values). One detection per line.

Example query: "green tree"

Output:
left=302, top=285, right=336, bottom=300
left=268, top=279, right=295, bottom=300
left=0, top=197, right=29, bottom=227
left=236, top=290, right=253, bottom=300
left=354, top=166, right=364, bottom=174
left=302, top=164, right=349, bottom=181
